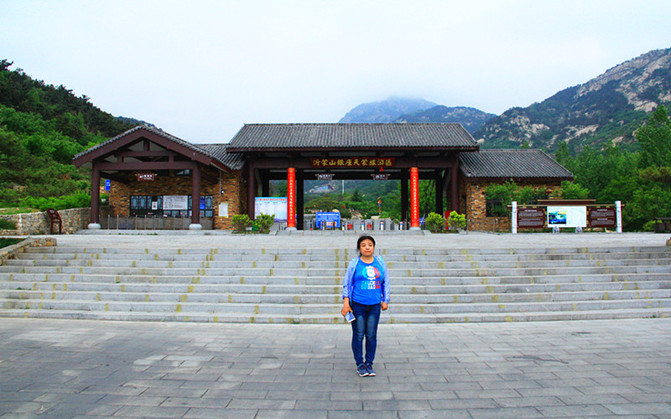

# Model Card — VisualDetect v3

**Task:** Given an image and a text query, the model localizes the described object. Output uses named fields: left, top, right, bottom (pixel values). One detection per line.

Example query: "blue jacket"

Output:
left=342, top=256, right=390, bottom=304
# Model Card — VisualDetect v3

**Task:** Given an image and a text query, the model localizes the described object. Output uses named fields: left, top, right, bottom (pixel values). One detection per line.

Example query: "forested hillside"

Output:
left=394, top=105, right=496, bottom=134
left=475, top=47, right=671, bottom=153
left=0, top=59, right=136, bottom=206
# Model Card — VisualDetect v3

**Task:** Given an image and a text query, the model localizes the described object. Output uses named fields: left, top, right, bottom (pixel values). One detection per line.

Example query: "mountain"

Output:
left=394, top=105, right=496, bottom=134
left=475, top=47, right=671, bottom=152
left=117, top=116, right=157, bottom=128
left=339, top=97, right=437, bottom=123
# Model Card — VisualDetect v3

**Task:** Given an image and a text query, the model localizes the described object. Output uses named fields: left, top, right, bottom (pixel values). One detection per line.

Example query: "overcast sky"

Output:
left=2, top=0, right=670, bottom=143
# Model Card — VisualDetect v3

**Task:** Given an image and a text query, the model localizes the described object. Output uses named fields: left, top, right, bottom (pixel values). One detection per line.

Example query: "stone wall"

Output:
left=0, top=237, right=57, bottom=266
left=0, top=208, right=95, bottom=235
left=107, top=167, right=245, bottom=230
left=462, top=180, right=561, bottom=232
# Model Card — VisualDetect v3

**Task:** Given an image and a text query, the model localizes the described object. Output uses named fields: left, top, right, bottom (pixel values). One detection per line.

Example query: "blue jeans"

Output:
left=350, top=300, right=381, bottom=365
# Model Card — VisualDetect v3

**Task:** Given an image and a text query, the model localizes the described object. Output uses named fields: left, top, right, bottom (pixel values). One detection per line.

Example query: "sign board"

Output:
left=135, top=173, right=156, bottom=182
left=588, top=207, right=616, bottom=228
left=311, top=157, right=395, bottom=168
left=517, top=207, right=546, bottom=229
left=316, top=212, right=341, bottom=229
left=547, top=206, right=587, bottom=228
left=218, top=203, right=229, bottom=218
left=371, top=173, right=389, bottom=180
left=163, top=195, right=189, bottom=210
left=255, top=197, right=287, bottom=222
left=104, top=179, right=111, bottom=191
left=316, top=173, right=333, bottom=180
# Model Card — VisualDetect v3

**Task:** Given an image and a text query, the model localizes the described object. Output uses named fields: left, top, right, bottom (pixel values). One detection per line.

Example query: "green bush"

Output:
left=447, top=211, right=467, bottom=230
left=254, top=213, right=275, bottom=234
left=424, top=212, right=446, bottom=233
left=0, top=218, right=17, bottom=229
left=18, top=192, right=91, bottom=211
left=232, top=214, right=253, bottom=232
left=0, top=238, right=21, bottom=248
left=641, top=220, right=656, bottom=232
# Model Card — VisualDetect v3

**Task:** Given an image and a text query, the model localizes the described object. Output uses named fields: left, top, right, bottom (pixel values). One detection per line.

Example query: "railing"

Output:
left=102, top=215, right=214, bottom=230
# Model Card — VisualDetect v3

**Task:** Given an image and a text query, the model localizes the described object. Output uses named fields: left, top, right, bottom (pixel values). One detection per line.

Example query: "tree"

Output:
left=636, top=105, right=671, bottom=169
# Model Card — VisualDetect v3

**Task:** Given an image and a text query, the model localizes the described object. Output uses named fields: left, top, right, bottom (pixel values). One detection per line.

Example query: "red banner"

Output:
left=410, top=167, right=419, bottom=228
left=287, top=168, right=296, bottom=229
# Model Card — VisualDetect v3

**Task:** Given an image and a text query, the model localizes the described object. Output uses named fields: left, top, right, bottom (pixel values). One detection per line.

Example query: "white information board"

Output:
left=218, top=203, right=229, bottom=218
left=255, top=197, right=287, bottom=221
left=163, top=195, right=189, bottom=210
left=547, top=206, right=587, bottom=228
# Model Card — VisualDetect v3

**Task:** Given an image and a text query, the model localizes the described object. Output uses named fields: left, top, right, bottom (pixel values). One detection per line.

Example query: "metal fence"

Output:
left=101, top=215, right=214, bottom=230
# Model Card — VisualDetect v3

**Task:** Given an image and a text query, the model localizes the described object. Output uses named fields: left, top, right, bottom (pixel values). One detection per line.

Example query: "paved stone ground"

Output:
left=1, top=318, right=671, bottom=418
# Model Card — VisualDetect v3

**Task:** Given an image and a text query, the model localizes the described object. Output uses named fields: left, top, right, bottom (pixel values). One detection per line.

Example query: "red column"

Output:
left=287, top=167, right=296, bottom=229
left=410, top=167, right=420, bottom=229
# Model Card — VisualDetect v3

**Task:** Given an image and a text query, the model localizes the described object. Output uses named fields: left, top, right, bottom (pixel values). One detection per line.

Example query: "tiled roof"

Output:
left=227, top=123, right=478, bottom=151
left=459, top=149, right=574, bottom=180
left=195, top=144, right=245, bottom=171
left=73, top=125, right=243, bottom=171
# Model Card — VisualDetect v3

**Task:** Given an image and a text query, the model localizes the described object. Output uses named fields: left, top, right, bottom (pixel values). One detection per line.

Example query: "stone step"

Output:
left=2, top=264, right=669, bottom=278
left=1, top=272, right=669, bottom=285
left=2, top=289, right=670, bottom=305
left=1, top=307, right=669, bottom=324
left=22, top=245, right=670, bottom=256
left=2, top=297, right=670, bottom=315
left=2, top=243, right=670, bottom=324
left=17, top=249, right=671, bottom=263
left=6, top=257, right=671, bottom=270
left=3, top=279, right=669, bottom=294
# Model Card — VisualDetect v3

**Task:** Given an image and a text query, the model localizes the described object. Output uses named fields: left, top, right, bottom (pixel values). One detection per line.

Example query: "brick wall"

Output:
left=462, top=180, right=561, bottom=232
left=107, top=167, right=245, bottom=230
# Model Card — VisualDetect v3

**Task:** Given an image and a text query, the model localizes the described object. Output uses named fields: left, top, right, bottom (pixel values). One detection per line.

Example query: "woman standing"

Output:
left=341, top=235, right=390, bottom=377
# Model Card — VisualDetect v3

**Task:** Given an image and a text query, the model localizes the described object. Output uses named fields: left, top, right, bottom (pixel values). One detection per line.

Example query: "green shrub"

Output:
left=232, top=214, right=253, bottom=232
left=0, top=218, right=17, bottom=230
left=254, top=213, right=275, bottom=234
left=0, top=238, right=21, bottom=248
left=642, top=220, right=657, bottom=232
left=18, top=192, right=91, bottom=211
left=424, top=212, right=446, bottom=233
left=447, top=211, right=467, bottom=230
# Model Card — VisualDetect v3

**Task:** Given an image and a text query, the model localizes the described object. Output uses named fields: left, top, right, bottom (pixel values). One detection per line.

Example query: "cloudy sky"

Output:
left=2, top=0, right=670, bottom=143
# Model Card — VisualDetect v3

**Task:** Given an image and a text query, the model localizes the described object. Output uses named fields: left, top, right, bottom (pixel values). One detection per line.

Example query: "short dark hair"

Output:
left=357, top=235, right=376, bottom=251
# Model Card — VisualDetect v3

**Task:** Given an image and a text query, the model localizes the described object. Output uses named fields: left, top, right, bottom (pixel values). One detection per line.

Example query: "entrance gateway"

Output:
left=73, top=123, right=574, bottom=231
left=227, top=123, right=477, bottom=230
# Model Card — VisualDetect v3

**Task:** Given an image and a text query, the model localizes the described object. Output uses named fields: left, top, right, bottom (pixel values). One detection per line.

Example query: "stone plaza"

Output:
left=1, top=232, right=670, bottom=417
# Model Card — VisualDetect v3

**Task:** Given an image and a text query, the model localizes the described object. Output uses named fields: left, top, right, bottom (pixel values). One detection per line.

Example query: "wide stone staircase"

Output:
left=1, top=243, right=670, bottom=323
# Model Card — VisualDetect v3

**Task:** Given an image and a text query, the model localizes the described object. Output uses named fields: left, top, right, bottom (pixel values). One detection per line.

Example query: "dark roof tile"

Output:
left=227, top=123, right=478, bottom=151
left=459, top=149, right=573, bottom=180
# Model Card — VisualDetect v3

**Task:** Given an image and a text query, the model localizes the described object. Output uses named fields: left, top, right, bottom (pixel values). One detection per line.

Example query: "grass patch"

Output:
left=0, top=238, right=22, bottom=249
left=0, top=207, right=39, bottom=215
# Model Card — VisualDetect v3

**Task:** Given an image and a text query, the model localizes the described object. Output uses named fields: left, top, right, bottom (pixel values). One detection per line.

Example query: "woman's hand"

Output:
left=381, top=302, right=388, bottom=311
left=341, top=298, right=352, bottom=316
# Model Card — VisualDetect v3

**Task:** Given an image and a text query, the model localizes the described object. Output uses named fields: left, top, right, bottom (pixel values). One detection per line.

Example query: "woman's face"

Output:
left=359, top=239, right=375, bottom=257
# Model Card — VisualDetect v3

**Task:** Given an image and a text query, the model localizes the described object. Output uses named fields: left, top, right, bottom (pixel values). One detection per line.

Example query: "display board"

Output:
left=588, top=207, right=616, bottom=228
left=255, top=197, right=287, bottom=222
left=517, top=207, right=546, bottom=229
left=163, top=195, right=189, bottom=210
left=547, top=206, right=587, bottom=228
left=316, top=212, right=341, bottom=229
